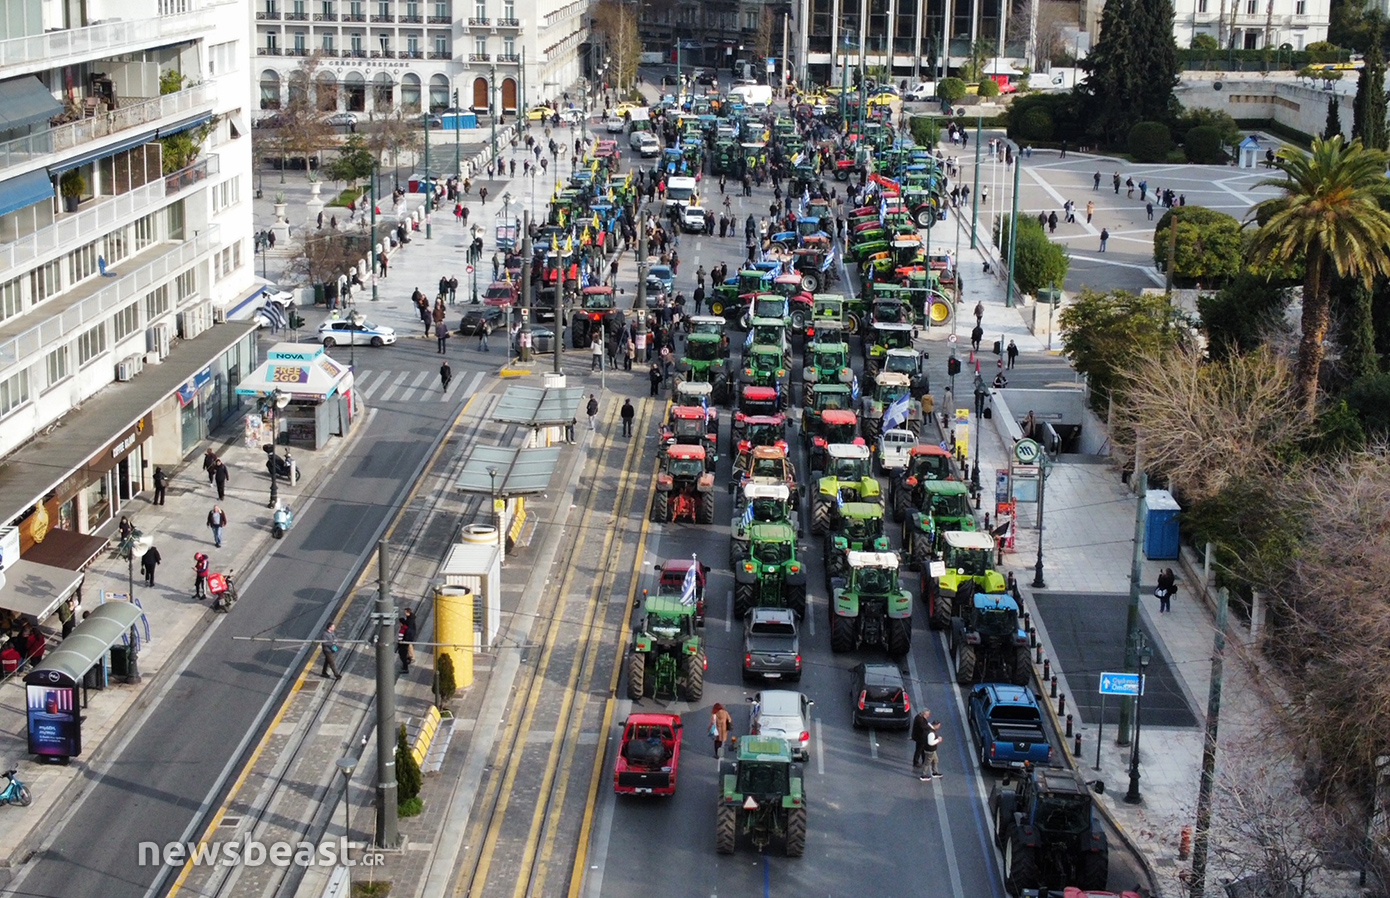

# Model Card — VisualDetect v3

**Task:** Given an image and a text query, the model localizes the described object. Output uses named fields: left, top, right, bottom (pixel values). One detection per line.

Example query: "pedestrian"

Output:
left=203, top=448, right=218, bottom=483
left=591, top=336, right=603, bottom=371
left=397, top=612, right=416, bottom=673
left=649, top=362, right=662, bottom=396
left=693, top=284, right=705, bottom=315
left=449, top=275, right=458, bottom=303
left=970, top=323, right=984, bottom=352
left=586, top=393, right=599, bottom=429
left=57, top=597, right=76, bottom=639
left=973, top=301, right=984, bottom=326
left=207, top=505, right=227, bottom=548
left=479, top=321, right=491, bottom=351
left=1085, top=200, right=1094, bottom=224
left=981, top=185, right=988, bottom=205
left=1007, top=339, right=1018, bottom=369
left=152, top=465, right=167, bottom=505
left=435, top=321, right=450, bottom=353
left=479, top=186, right=488, bottom=204
left=321, top=623, right=343, bottom=680
left=624, top=339, right=635, bottom=371
left=141, top=543, right=162, bottom=587
left=711, top=702, right=734, bottom=758
left=1092, top=171, right=1101, bottom=191
left=492, top=252, right=502, bottom=281
left=1112, top=172, right=1121, bottom=194
left=1099, top=228, right=1109, bottom=252
left=620, top=398, right=635, bottom=437
left=1047, top=211, right=1058, bottom=234
left=911, top=708, right=941, bottom=779
left=1006, top=571, right=1021, bottom=602
left=1156, top=567, right=1176, bottom=613
left=193, top=551, right=210, bottom=600
left=1126, top=176, right=1135, bottom=198
left=213, top=459, right=230, bottom=500
left=440, top=360, right=452, bottom=391
left=1146, top=202, right=1154, bottom=221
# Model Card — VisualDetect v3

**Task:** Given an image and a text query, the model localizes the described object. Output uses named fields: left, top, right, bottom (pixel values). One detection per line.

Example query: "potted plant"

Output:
left=59, top=170, right=86, bottom=212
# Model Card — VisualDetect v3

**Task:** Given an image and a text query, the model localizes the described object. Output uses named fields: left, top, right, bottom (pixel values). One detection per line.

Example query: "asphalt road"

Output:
left=10, top=337, right=487, bottom=898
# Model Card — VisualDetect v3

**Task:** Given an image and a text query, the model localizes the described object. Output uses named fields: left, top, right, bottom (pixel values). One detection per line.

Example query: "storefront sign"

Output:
left=271, top=365, right=312, bottom=384
left=268, top=346, right=324, bottom=363
left=87, top=414, right=151, bottom=478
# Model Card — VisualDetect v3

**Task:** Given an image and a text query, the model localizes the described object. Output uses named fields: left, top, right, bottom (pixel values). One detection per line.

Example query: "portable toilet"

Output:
left=1143, top=489, right=1182, bottom=560
left=1238, top=135, right=1261, bottom=169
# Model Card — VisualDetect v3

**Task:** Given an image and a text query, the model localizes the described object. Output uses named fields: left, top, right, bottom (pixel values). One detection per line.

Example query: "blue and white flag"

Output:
left=883, top=392, right=912, bottom=431
left=680, top=555, right=699, bottom=606
left=259, top=301, right=288, bottom=331
left=741, top=501, right=755, bottom=527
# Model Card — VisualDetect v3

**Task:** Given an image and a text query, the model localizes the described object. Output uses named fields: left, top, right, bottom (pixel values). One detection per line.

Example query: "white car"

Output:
left=324, top=112, right=359, bottom=127
left=877, top=428, right=918, bottom=473
left=680, top=205, right=708, bottom=233
left=636, top=134, right=661, bottom=157
left=749, top=690, right=813, bottom=761
left=604, top=116, right=625, bottom=133
left=317, top=318, right=397, bottom=347
left=905, top=82, right=936, bottom=102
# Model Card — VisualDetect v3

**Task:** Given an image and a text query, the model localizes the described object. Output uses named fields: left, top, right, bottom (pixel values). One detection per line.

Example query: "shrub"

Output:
left=1016, top=108, right=1055, bottom=141
left=434, top=653, right=458, bottom=703
left=996, top=216, right=1070, bottom=296
left=1127, top=121, right=1173, bottom=163
left=1152, top=206, right=1244, bottom=283
left=977, top=78, right=1001, bottom=98
left=909, top=115, right=940, bottom=147
left=1343, top=373, right=1390, bottom=438
left=1176, top=108, right=1241, bottom=146
left=937, top=78, right=967, bottom=103
left=1004, top=92, right=1084, bottom=144
left=1184, top=125, right=1227, bottom=163
left=1190, top=33, right=1219, bottom=50
left=396, top=724, right=422, bottom=811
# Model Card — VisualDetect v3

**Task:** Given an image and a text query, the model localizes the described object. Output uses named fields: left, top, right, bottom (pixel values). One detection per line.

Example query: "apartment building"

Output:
left=252, top=0, right=586, bottom=122
left=639, top=0, right=784, bottom=70
left=0, top=0, right=257, bottom=589
left=1172, top=0, right=1329, bottom=51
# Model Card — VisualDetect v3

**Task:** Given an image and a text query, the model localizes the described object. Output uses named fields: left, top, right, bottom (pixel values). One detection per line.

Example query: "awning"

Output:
left=0, top=560, right=84, bottom=622
left=0, top=169, right=54, bottom=218
left=30, top=601, right=144, bottom=683
left=22, top=528, right=110, bottom=572
left=0, top=76, right=62, bottom=132
left=157, top=111, right=214, bottom=138
left=49, top=130, right=156, bottom=174
left=235, top=342, right=351, bottom=401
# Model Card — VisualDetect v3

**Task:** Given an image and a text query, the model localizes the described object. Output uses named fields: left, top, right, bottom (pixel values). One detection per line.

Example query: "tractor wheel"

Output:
left=991, top=795, right=1011, bottom=850
left=734, top=582, right=755, bottom=619
left=627, top=651, right=646, bottom=700
left=710, top=299, right=725, bottom=318
left=906, top=417, right=922, bottom=439
left=1081, top=847, right=1110, bottom=890
left=684, top=650, right=706, bottom=701
left=892, top=487, right=910, bottom=523
left=790, top=309, right=807, bottom=331
left=915, top=207, right=935, bottom=228
left=955, top=644, right=977, bottom=686
left=572, top=321, right=588, bottom=349
left=911, top=531, right=934, bottom=571
left=825, top=550, right=845, bottom=585
left=650, top=490, right=669, bottom=523
left=929, top=588, right=953, bottom=631
left=886, top=618, right=912, bottom=657
left=864, top=357, right=879, bottom=380
left=697, top=490, right=716, bottom=524
left=846, top=312, right=861, bottom=335
left=1012, top=646, right=1032, bottom=687
left=716, top=804, right=738, bottom=854
left=810, top=497, right=831, bottom=535
left=834, top=168, right=849, bottom=181
left=829, top=613, right=856, bottom=652
left=800, top=272, right=820, bottom=293
left=785, top=807, right=807, bottom=857
left=862, top=416, right=881, bottom=447
left=786, top=583, right=807, bottom=618
left=1005, top=828, right=1042, bottom=897
left=712, top=372, right=730, bottom=406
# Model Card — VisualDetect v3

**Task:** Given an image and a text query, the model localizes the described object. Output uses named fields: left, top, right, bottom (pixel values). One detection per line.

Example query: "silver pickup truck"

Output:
left=742, top=608, right=801, bottom=683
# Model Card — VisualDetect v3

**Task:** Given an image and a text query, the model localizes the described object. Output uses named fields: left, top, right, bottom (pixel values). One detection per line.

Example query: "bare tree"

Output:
left=361, top=109, right=422, bottom=181
left=755, top=7, right=776, bottom=63
left=283, top=231, right=366, bottom=288
left=280, top=53, right=334, bottom=171
left=591, top=0, right=640, bottom=97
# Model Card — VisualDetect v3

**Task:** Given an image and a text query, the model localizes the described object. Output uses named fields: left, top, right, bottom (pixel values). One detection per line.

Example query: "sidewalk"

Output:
left=0, top=399, right=362, bottom=882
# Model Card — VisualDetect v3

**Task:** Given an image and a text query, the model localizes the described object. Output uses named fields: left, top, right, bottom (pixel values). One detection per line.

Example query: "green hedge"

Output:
left=1128, top=122, right=1173, bottom=163
left=909, top=116, right=941, bottom=147
left=1184, top=125, right=1227, bottom=163
left=1176, top=46, right=1353, bottom=70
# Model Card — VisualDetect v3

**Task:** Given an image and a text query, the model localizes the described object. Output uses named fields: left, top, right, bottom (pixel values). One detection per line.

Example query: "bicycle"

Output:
left=0, top=769, right=32, bottom=807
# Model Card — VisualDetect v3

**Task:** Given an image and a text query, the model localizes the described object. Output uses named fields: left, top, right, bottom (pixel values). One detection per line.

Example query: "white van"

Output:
left=731, top=83, right=773, bottom=107
left=664, top=176, right=698, bottom=211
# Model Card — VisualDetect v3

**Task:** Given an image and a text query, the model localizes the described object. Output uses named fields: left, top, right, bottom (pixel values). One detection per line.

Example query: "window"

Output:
left=103, top=230, right=128, bottom=265
left=323, top=33, right=336, bottom=51
left=503, top=1, right=513, bottom=19
left=113, top=303, right=141, bottom=341
left=0, top=370, right=30, bottom=419
left=177, top=270, right=198, bottom=302
left=352, top=32, right=364, bottom=52
left=294, top=31, right=307, bottom=52
left=266, top=32, right=279, bottom=51
left=379, top=0, right=390, bottom=15
left=1245, top=0, right=1256, bottom=12
left=475, top=35, right=487, bottom=55
left=134, top=214, right=157, bottom=251
left=30, top=260, right=60, bottom=301
left=434, top=35, right=448, bottom=56
left=293, top=0, right=306, bottom=12
left=0, top=278, right=21, bottom=322
left=321, top=0, right=334, bottom=14
left=435, top=0, right=447, bottom=17
left=146, top=284, right=171, bottom=319
left=379, top=34, right=390, bottom=53
left=407, top=0, right=419, bottom=16
left=746, top=11, right=757, bottom=29
left=1295, top=0, right=1305, bottom=12
left=45, top=348, right=68, bottom=388
left=266, top=0, right=279, bottom=12
left=68, top=242, right=99, bottom=284
left=475, top=1, right=485, bottom=19
left=213, top=177, right=241, bottom=213
left=78, top=324, right=108, bottom=366
left=209, top=41, right=240, bottom=75
left=503, top=36, right=514, bottom=56
left=408, top=34, right=420, bottom=55
left=1197, top=0, right=1207, bottom=11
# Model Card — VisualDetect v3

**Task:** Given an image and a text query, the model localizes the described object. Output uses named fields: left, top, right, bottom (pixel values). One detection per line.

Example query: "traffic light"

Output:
left=947, top=355, right=961, bottom=377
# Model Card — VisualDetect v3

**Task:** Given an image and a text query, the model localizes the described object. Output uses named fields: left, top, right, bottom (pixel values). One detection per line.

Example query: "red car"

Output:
left=613, top=712, right=683, bottom=796
left=654, top=557, right=709, bottom=625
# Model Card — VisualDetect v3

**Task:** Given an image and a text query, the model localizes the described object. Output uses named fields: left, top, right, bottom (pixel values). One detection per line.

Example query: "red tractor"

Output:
left=730, top=386, right=782, bottom=451
left=652, top=444, right=717, bottom=524
left=732, top=413, right=790, bottom=460
left=613, top=712, right=684, bottom=796
left=660, top=405, right=720, bottom=468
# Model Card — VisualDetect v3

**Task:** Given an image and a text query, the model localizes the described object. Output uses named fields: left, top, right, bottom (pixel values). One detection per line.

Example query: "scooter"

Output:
left=271, top=502, right=294, bottom=539
left=212, top=570, right=239, bottom=613
left=264, top=445, right=299, bottom=483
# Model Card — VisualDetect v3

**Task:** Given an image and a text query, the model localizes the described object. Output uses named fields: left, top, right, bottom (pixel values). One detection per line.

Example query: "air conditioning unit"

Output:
left=213, top=305, right=228, bottom=323
left=116, top=358, right=137, bottom=381
left=146, top=324, right=172, bottom=362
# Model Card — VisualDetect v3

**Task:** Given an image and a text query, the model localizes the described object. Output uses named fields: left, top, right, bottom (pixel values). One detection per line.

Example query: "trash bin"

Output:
left=109, top=645, right=131, bottom=678
left=313, top=283, right=325, bottom=306
left=992, top=339, right=1002, bottom=355
left=1143, top=489, right=1181, bottom=560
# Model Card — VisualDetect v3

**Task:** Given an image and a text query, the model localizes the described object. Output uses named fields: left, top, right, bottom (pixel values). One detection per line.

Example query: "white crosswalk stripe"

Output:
left=354, top=368, right=483, bottom=403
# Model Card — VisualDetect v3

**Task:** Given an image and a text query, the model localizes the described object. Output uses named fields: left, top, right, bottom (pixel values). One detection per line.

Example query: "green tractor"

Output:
left=800, top=340, right=855, bottom=405
left=730, top=482, right=798, bottom=566
left=800, top=382, right=856, bottom=445
left=626, top=592, right=707, bottom=701
left=809, top=444, right=881, bottom=535
left=926, top=530, right=1006, bottom=630
left=711, top=269, right=772, bottom=323
left=950, top=592, right=1031, bottom=686
left=733, top=521, right=807, bottom=618
left=860, top=371, right=922, bottom=445
left=828, top=551, right=913, bottom=657
left=825, top=502, right=891, bottom=587
left=676, top=331, right=732, bottom=404
left=889, top=444, right=957, bottom=522
left=739, top=344, right=791, bottom=407
left=862, top=322, right=916, bottom=380
left=903, top=479, right=976, bottom=568
left=990, top=767, right=1110, bottom=896
left=716, top=737, right=807, bottom=857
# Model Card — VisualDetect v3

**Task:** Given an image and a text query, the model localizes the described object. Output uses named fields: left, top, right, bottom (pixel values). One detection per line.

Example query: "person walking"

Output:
left=213, top=459, right=230, bottom=500
left=649, top=362, right=662, bottom=396
left=973, top=301, right=984, bottom=326
left=1112, top=172, right=1121, bottom=194
left=397, top=612, right=416, bottom=673
left=207, top=505, right=227, bottom=548
left=479, top=321, right=491, bottom=352
left=1146, top=202, right=1154, bottom=221
left=58, top=597, right=76, bottom=639
left=1047, top=211, right=1058, bottom=234
left=911, top=708, right=939, bottom=779
left=440, top=360, right=452, bottom=391
left=141, top=543, right=162, bottom=587
left=192, top=551, right=210, bottom=600
left=1007, top=339, right=1019, bottom=369
left=620, top=399, right=635, bottom=437
left=1099, top=228, right=1110, bottom=252
left=203, top=448, right=218, bottom=484
left=586, top=394, right=599, bottom=429
left=1092, top=171, right=1101, bottom=191
left=591, top=336, right=603, bottom=371
left=320, top=623, right=343, bottom=680
left=152, top=466, right=168, bottom=505
left=435, top=321, right=450, bottom=354
left=1085, top=200, right=1094, bottom=224
left=970, top=323, right=984, bottom=352
left=1156, top=567, right=1176, bottom=613
left=711, top=702, right=734, bottom=759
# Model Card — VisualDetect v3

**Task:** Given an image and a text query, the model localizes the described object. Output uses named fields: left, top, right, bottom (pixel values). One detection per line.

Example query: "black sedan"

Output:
left=850, top=662, right=912, bottom=729
left=457, top=305, right=510, bottom=336
left=513, top=326, right=556, bottom=354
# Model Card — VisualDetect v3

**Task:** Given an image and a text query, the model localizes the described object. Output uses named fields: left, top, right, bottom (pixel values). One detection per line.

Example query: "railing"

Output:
left=496, top=53, right=519, bottom=62
left=496, top=16, right=519, bottom=26
left=259, top=46, right=283, bottom=54
left=371, top=13, right=394, bottom=20
left=403, top=49, right=424, bottom=58
left=0, top=180, right=159, bottom=274
left=165, top=156, right=218, bottom=198
left=257, top=10, right=282, bottom=18
left=428, top=50, right=451, bottom=58
left=0, top=82, right=217, bottom=175
left=0, top=228, right=217, bottom=375
left=344, top=48, right=368, bottom=56
left=469, top=53, right=490, bottom=61
left=0, top=3, right=215, bottom=69
left=371, top=49, right=396, bottom=57
left=427, top=14, right=449, bottom=22
left=313, top=12, right=338, bottom=19
left=287, top=47, right=310, bottom=56
left=343, top=11, right=366, bottom=19
left=401, top=14, right=423, bottom=22
left=285, top=10, right=309, bottom=18
left=468, top=16, right=489, bottom=25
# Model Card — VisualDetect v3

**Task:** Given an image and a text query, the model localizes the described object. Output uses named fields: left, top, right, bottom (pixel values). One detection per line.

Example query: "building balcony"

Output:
left=429, top=49, right=451, bottom=58
left=427, top=14, right=450, bottom=22
left=0, top=82, right=217, bottom=177
left=257, top=10, right=283, bottom=19
left=371, top=49, right=397, bottom=57
left=371, top=13, right=394, bottom=20
left=0, top=228, right=217, bottom=377
left=496, top=16, right=520, bottom=26
left=401, top=14, right=424, bottom=22
left=496, top=53, right=519, bottom=62
left=468, top=16, right=489, bottom=25
left=313, top=12, right=338, bottom=20
left=469, top=52, right=491, bottom=61
left=402, top=49, right=423, bottom=58
left=285, top=10, right=310, bottom=19
left=288, top=47, right=310, bottom=55
left=343, top=11, right=366, bottom=19
left=0, top=3, right=215, bottom=75
left=344, top=48, right=369, bottom=56
left=259, top=46, right=284, bottom=54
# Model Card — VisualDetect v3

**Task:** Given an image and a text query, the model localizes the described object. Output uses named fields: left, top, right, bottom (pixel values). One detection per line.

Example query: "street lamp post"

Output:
left=502, top=192, right=513, bottom=236
left=369, top=163, right=379, bottom=302
left=1032, top=454, right=1049, bottom=588
left=488, top=467, right=502, bottom=553
left=424, top=113, right=432, bottom=240
left=336, top=756, right=357, bottom=887
left=1123, top=638, right=1154, bottom=804
left=453, top=88, right=461, bottom=175
left=348, top=310, right=364, bottom=371
left=490, top=65, right=498, bottom=164
left=471, top=224, right=482, bottom=302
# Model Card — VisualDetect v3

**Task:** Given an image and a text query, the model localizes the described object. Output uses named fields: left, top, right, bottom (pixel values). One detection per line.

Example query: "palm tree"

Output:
left=1247, top=135, right=1390, bottom=414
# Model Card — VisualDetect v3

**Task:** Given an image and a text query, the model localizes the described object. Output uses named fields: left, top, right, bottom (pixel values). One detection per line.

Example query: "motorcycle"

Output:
left=271, top=502, right=294, bottom=539
left=0, top=769, right=32, bottom=807
left=263, top=445, right=299, bottom=483
left=211, top=570, right=239, bottom=613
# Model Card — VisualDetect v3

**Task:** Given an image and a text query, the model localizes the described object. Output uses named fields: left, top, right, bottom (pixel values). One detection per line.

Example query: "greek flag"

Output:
left=680, top=555, right=699, bottom=606
left=258, top=301, right=288, bottom=331
left=741, top=501, right=755, bottom=527
left=883, top=392, right=912, bottom=430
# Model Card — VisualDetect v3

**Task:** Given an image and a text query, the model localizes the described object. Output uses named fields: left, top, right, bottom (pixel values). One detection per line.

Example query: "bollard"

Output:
left=1065, top=713, right=1073, bottom=737
left=1058, top=693, right=1066, bottom=716
left=1050, top=675, right=1058, bottom=698
left=1074, top=732, right=1083, bottom=756
left=1042, top=658, right=1051, bottom=681
left=1179, top=825, right=1192, bottom=860
left=1035, top=643, right=1043, bottom=663
left=1029, top=626, right=1037, bottom=648
left=1022, top=611, right=1030, bottom=631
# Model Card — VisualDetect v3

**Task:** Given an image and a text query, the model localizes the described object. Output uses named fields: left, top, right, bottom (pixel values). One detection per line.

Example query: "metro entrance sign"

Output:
left=1099, top=671, right=1144, bottom=696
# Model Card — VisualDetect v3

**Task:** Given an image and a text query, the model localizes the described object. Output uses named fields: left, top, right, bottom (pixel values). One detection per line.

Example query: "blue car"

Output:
left=646, top=263, right=675, bottom=296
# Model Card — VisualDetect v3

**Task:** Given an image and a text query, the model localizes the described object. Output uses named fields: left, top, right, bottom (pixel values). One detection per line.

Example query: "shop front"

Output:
left=234, top=343, right=357, bottom=450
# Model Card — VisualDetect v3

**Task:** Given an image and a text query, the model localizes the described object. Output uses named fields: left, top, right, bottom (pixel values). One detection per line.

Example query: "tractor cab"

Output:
left=803, top=342, right=854, bottom=387
left=864, top=322, right=916, bottom=376
left=942, top=530, right=997, bottom=578
left=654, top=557, right=710, bottom=625
left=818, top=409, right=860, bottom=447
left=739, top=483, right=794, bottom=524
left=836, top=504, right=889, bottom=551
left=661, top=443, right=709, bottom=479
left=662, top=406, right=720, bottom=466
left=684, top=333, right=728, bottom=364
left=735, top=414, right=790, bottom=456
left=688, top=315, right=727, bottom=338
left=673, top=379, right=719, bottom=415
left=926, top=480, right=974, bottom=522
left=882, top=347, right=930, bottom=397
left=749, top=293, right=790, bottom=325
left=746, top=317, right=790, bottom=355
left=903, top=444, right=955, bottom=483
left=871, top=296, right=913, bottom=326
left=827, top=443, right=873, bottom=483
left=736, top=385, right=781, bottom=419
left=580, top=285, right=616, bottom=314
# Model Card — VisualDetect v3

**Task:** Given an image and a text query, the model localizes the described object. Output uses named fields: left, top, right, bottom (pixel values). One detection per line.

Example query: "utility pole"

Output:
left=424, top=116, right=432, bottom=240
left=635, top=215, right=648, bottom=363
left=1117, top=472, right=1148, bottom=745
left=490, top=64, right=498, bottom=164
left=970, top=116, right=982, bottom=249
left=453, top=89, right=460, bottom=175
left=370, top=163, right=379, bottom=302
left=373, top=540, right=400, bottom=848
left=520, top=211, right=532, bottom=362
left=1188, top=585, right=1229, bottom=898
left=1004, top=140, right=1020, bottom=308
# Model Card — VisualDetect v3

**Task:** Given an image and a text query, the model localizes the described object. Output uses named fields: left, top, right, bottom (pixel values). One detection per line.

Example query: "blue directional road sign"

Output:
left=1098, top=671, right=1144, bottom=696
